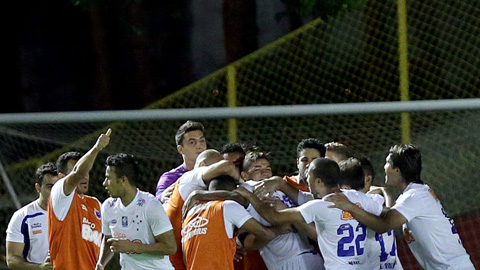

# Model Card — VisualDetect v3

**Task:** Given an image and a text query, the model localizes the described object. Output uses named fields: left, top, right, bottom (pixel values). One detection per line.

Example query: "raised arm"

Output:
left=182, top=190, right=247, bottom=219
left=254, top=176, right=304, bottom=206
left=326, top=192, right=407, bottom=233
left=234, top=187, right=305, bottom=226
left=63, top=128, right=111, bottom=195
left=201, top=160, right=240, bottom=184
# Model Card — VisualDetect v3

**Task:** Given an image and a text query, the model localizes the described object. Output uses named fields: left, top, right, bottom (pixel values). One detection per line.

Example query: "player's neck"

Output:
left=37, top=197, right=48, bottom=211
left=120, top=187, right=138, bottom=207
left=184, top=158, right=195, bottom=171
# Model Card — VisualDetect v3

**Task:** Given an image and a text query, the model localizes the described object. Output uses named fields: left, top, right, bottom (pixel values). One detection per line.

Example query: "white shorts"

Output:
left=274, top=251, right=325, bottom=270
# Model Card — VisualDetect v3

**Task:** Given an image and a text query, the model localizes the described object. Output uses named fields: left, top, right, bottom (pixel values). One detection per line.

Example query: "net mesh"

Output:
left=1, top=0, right=479, bottom=269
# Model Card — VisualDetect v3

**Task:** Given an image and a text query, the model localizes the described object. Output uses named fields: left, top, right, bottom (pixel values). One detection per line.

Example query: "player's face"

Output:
left=297, top=148, right=321, bottom=181
left=223, top=152, right=244, bottom=172
left=178, top=130, right=207, bottom=163
left=103, top=166, right=123, bottom=198
left=384, top=154, right=402, bottom=187
left=306, top=164, right=319, bottom=197
left=39, top=173, right=59, bottom=200
left=245, top=159, right=272, bottom=181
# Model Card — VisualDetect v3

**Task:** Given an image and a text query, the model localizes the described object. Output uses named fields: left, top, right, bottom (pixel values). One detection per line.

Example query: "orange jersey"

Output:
left=283, top=175, right=310, bottom=192
left=165, top=181, right=186, bottom=270
left=182, top=201, right=237, bottom=270
left=48, top=191, right=101, bottom=270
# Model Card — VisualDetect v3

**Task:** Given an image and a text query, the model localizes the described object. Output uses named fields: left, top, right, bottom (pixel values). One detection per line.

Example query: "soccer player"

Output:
left=182, top=176, right=275, bottom=270
left=165, top=149, right=239, bottom=270
left=220, top=142, right=246, bottom=173
left=6, top=162, right=58, bottom=270
left=325, top=142, right=349, bottom=164
left=235, top=158, right=383, bottom=269
left=96, top=154, right=175, bottom=270
left=156, top=121, right=207, bottom=201
left=338, top=157, right=403, bottom=270
left=284, top=138, right=325, bottom=192
left=48, top=129, right=111, bottom=270
left=327, top=144, right=475, bottom=270
left=240, top=152, right=324, bottom=270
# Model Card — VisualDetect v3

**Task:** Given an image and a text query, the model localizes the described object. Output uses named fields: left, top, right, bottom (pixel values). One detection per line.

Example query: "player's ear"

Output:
left=177, top=145, right=183, bottom=155
left=240, top=171, right=249, bottom=181
left=35, top=183, right=41, bottom=193
left=58, top=172, right=66, bottom=179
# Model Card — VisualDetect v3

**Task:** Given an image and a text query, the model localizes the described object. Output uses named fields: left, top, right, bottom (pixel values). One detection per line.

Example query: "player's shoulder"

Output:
left=161, top=163, right=188, bottom=178
left=12, top=200, right=43, bottom=220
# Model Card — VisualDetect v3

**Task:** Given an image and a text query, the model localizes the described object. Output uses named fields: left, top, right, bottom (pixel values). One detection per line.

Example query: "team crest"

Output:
left=122, top=216, right=128, bottom=227
left=94, top=209, right=101, bottom=220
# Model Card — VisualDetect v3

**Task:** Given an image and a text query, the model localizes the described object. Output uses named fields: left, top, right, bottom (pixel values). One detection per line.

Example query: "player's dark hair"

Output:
left=388, top=144, right=423, bottom=184
left=358, top=156, right=375, bottom=184
left=106, top=153, right=140, bottom=186
left=175, top=121, right=205, bottom=146
left=242, top=152, right=269, bottom=172
left=35, top=162, right=57, bottom=185
left=310, top=158, right=340, bottom=188
left=208, top=175, right=237, bottom=191
left=338, top=157, right=365, bottom=190
left=220, top=142, right=246, bottom=155
left=56, top=152, right=82, bottom=174
left=297, top=138, right=326, bottom=158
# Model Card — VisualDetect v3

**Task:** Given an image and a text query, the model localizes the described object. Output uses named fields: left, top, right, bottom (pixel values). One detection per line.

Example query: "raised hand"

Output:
left=253, top=176, right=283, bottom=197
left=94, top=128, right=112, bottom=151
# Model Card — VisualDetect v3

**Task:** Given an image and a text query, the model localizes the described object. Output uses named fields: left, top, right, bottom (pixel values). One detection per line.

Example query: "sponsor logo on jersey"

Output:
left=82, top=217, right=101, bottom=247
left=137, top=199, right=145, bottom=206
left=33, top=230, right=42, bottom=234
left=341, top=203, right=362, bottom=220
left=31, top=222, right=42, bottom=229
left=428, top=189, right=439, bottom=201
left=94, top=209, right=101, bottom=220
left=182, top=216, right=209, bottom=242
left=109, top=199, right=117, bottom=208
left=111, top=219, right=117, bottom=225
left=81, top=204, right=88, bottom=211
left=122, top=216, right=128, bottom=227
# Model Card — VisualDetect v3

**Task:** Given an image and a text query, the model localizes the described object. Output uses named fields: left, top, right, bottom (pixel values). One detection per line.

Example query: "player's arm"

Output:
left=201, top=160, right=240, bottom=184
left=63, top=128, right=112, bottom=195
left=254, top=176, right=303, bottom=205
left=6, top=241, right=52, bottom=270
left=95, top=235, right=114, bottom=270
left=326, top=192, right=407, bottom=233
left=182, top=190, right=248, bottom=219
left=235, top=187, right=305, bottom=226
left=107, top=229, right=177, bottom=255
left=238, top=218, right=276, bottom=251
left=368, top=186, right=395, bottom=208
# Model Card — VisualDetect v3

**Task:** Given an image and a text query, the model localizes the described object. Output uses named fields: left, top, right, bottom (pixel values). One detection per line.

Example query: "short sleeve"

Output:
left=101, top=200, right=111, bottom=235
left=391, top=192, right=422, bottom=222
left=298, top=200, right=331, bottom=224
left=297, top=190, right=314, bottom=205
left=50, top=178, right=75, bottom=221
left=147, top=199, right=174, bottom=236
left=178, top=167, right=208, bottom=200
left=6, top=210, right=25, bottom=243
left=223, top=201, right=253, bottom=238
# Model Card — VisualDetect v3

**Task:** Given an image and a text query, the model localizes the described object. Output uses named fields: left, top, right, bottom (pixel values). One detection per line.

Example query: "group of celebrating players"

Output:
left=6, top=120, right=476, bottom=270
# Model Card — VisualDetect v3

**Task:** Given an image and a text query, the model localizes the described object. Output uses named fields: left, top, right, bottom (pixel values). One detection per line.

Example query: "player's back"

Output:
left=393, top=183, right=474, bottom=270
left=299, top=189, right=382, bottom=269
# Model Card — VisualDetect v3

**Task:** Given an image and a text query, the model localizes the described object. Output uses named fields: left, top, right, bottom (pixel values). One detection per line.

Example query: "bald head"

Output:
left=195, top=149, right=223, bottom=168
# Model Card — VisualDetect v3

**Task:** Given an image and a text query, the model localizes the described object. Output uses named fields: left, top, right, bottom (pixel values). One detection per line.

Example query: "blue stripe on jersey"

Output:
left=20, top=212, right=45, bottom=259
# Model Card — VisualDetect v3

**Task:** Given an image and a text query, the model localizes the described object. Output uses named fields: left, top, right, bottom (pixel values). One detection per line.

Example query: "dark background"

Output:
left=2, top=0, right=355, bottom=113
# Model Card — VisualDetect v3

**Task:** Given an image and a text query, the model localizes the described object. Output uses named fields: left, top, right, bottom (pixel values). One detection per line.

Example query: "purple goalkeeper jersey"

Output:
left=155, top=163, right=189, bottom=200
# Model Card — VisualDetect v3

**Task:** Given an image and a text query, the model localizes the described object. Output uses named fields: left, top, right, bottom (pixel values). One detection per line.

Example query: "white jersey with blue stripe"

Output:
left=6, top=200, right=49, bottom=264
